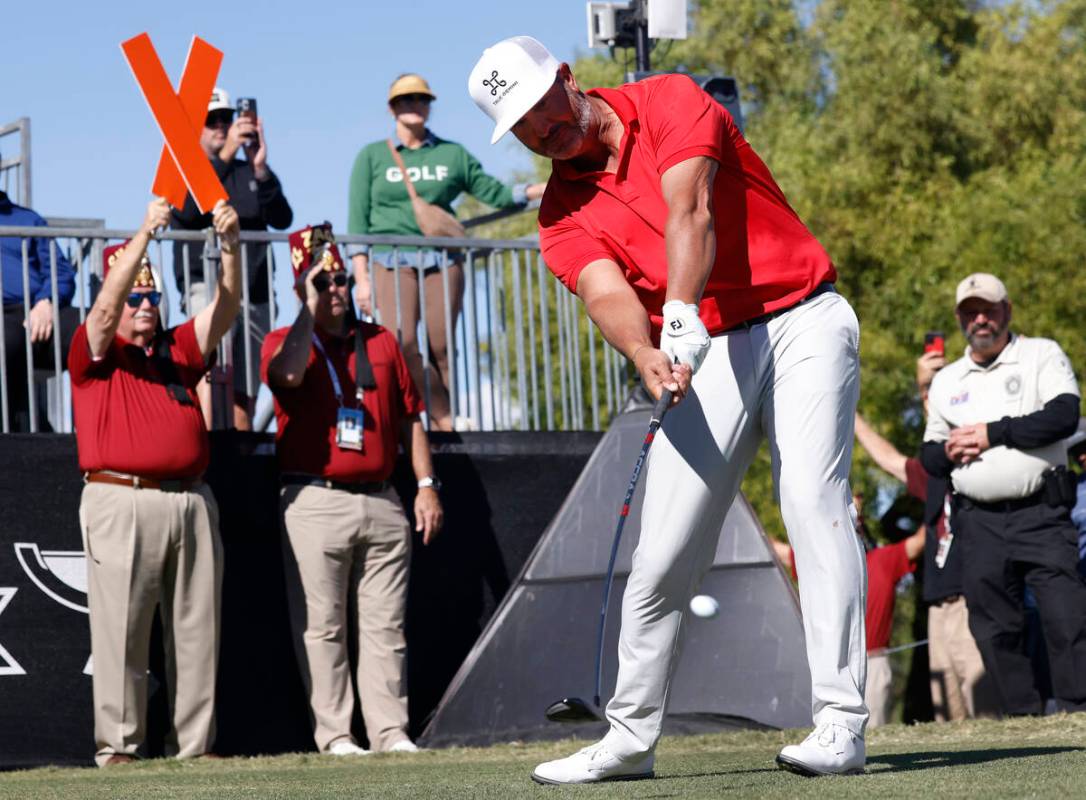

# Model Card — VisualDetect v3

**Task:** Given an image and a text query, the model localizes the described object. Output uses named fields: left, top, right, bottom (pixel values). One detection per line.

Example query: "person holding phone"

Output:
left=171, top=87, right=294, bottom=430
left=347, top=74, right=545, bottom=431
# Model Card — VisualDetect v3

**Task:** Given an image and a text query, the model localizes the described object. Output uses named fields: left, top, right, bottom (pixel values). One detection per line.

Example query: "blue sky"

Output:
left=5, top=0, right=598, bottom=229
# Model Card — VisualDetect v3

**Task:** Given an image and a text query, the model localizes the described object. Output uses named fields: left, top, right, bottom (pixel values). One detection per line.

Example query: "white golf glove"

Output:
left=661, top=300, right=711, bottom=374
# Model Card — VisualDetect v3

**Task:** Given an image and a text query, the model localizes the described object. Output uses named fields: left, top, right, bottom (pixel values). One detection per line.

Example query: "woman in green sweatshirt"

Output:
left=348, top=73, right=544, bottom=431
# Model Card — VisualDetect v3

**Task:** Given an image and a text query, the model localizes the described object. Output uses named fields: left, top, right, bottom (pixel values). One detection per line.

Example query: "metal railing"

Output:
left=0, top=119, right=32, bottom=207
left=0, top=225, right=633, bottom=434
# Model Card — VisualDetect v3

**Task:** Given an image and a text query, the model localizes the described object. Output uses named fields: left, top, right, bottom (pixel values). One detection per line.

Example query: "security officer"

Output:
left=921, top=272, right=1086, bottom=715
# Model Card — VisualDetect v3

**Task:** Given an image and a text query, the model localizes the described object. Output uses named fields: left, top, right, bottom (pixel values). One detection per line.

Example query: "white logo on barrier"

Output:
left=14, top=543, right=88, bottom=614
left=0, top=587, right=27, bottom=676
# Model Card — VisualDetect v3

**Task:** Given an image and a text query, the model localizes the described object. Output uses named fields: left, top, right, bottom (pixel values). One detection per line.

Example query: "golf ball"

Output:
left=689, top=594, right=719, bottom=619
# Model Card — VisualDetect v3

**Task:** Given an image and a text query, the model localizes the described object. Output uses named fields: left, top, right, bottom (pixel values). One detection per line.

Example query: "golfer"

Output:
left=469, top=37, right=868, bottom=783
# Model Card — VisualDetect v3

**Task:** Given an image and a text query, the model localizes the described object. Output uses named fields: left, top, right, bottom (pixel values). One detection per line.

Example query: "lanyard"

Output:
left=312, top=334, right=355, bottom=409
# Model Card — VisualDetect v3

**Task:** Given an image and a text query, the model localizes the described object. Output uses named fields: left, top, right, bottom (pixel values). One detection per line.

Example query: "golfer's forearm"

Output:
left=664, top=208, right=715, bottom=306
left=584, top=292, right=654, bottom=360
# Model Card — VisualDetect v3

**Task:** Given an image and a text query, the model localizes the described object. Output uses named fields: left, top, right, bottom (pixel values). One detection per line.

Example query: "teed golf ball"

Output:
left=689, top=594, right=719, bottom=619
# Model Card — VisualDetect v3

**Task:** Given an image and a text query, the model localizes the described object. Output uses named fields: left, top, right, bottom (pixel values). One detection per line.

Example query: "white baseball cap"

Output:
left=955, top=272, right=1008, bottom=307
left=207, top=87, right=232, bottom=113
left=469, top=36, right=560, bottom=144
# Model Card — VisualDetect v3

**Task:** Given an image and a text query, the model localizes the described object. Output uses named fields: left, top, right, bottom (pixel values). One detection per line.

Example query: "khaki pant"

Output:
left=80, top=481, right=223, bottom=766
left=864, top=652, right=894, bottom=727
left=929, top=595, right=996, bottom=720
left=281, top=484, right=412, bottom=752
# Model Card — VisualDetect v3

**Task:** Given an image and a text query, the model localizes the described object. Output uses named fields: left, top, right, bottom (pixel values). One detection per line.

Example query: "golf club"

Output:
left=545, top=386, right=674, bottom=724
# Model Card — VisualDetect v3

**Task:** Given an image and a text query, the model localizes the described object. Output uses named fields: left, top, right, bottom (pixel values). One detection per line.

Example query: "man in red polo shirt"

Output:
left=70, top=196, right=241, bottom=766
left=470, top=37, right=866, bottom=782
left=262, top=223, right=442, bottom=756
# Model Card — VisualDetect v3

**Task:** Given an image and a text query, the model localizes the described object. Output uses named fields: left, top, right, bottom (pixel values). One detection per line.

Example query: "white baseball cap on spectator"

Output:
left=469, top=36, right=560, bottom=144
left=955, top=273, right=1008, bottom=307
left=207, top=87, right=232, bottom=113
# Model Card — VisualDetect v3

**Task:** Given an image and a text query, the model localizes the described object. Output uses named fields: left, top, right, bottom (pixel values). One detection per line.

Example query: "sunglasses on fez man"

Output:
left=125, top=291, right=162, bottom=309
left=313, top=273, right=349, bottom=292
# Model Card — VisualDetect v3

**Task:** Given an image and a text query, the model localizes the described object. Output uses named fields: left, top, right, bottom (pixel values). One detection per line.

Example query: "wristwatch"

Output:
left=417, top=476, right=442, bottom=491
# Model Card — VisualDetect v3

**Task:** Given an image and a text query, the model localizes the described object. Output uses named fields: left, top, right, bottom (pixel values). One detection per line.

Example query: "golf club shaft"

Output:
left=593, top=388, right=673, bottom=708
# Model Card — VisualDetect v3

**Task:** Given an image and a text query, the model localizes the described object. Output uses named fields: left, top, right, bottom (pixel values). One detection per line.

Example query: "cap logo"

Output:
left=482, top=70, right=507, bottom=96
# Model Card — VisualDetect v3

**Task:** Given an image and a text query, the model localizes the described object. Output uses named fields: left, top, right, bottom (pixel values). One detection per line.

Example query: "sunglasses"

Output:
left=205, top=111, right=234, bottom=129
left=126, top=291, right=162, bottom=309
left=313, top=273, right=349, bottom=292
left=394, top=93, right=432, bottom=104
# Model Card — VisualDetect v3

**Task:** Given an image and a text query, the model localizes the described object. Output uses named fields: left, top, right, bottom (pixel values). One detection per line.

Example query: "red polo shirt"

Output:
left=865, top=542, right=916, bottom=651
left=69, top=319, right=210, bottom=478
left=261, top=321, right=423, bottom=483
left=539, top=74, right=836, bottom=337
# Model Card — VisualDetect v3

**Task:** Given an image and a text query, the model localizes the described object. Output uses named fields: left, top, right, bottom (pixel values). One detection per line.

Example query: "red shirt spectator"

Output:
left=539, top=74, right=836, bottom=338
left=866, top=542, right=916, bottom=651
left=261, top=321, right=423, bottom=483
left=69, top=319, right=209, bottom=478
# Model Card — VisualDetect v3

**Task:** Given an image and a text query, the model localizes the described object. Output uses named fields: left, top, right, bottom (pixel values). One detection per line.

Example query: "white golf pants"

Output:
left=602, top=289, right=868, bottom=759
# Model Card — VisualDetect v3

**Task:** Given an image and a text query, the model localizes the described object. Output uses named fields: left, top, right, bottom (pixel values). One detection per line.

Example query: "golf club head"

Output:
left=544, top=697, right=602, bottom=723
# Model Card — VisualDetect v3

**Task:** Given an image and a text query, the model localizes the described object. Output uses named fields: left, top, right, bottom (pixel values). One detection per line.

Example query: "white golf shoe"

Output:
left=328, top=740, right=371, bottom=756
left=776, top=723, right=865, bottom=776
left=531, top=742, right=654, bottom=785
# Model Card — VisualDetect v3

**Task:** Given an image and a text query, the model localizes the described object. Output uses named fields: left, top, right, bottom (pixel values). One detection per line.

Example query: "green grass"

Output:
left=3, top=715, right=1084, bottom=799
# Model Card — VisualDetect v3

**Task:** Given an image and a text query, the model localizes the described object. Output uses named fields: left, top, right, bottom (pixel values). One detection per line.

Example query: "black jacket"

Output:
left=170, top=156, right=292, bottom=304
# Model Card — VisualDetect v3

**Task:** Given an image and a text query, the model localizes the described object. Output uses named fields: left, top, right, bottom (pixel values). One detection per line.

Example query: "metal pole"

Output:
left=21, top=239, right=36, bottom=432
left=416, top=249, right=432, bottom=430
left=525, top=250, right=540, bottom=430
left=76, top=239, right=87, bottom=323
left=464, top=249, right=482, bottom=427
left=634, top=0, right=651, bottom=72
left=440, top=248, right=456, bottom=425
left=538, top=256, right=554, bottom=430
left=510, top=249, right=528, bottom=430
left=20, top=117, right=31, bottom=208
left=49, top=240, right=62, bottom=429
left=240, top=244, right=254, bottom=402
left=266, top=243, right=277, bottom=331
left=554, top=277, right=568, bottom=430
left=0, top=246, right=8, bottom=432
left=483, top=252, right=497, bottom=430
left=588, top=317, right=600, bottom=431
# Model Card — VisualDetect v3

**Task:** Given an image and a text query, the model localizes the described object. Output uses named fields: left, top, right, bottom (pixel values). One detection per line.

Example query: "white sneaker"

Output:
left=454, top=415, right=477, bottom=432
left=776, top=723, right=865, bottom=776
left=329, top=740, right=371, bottom=756
left=531, top=742, right=654, bottom=785
left=387, top=740, right=420, bottom=753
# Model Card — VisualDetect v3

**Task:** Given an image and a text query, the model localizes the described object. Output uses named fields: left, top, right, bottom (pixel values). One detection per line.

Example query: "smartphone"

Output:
left=924, top=330, right=945, bottom=356
left=236, top=97, right=259, bottom=147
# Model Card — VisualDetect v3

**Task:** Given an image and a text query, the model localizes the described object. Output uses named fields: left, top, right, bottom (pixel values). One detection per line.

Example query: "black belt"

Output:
left=281, top=475, right=390, bottom=494
left=959, top=491, right=1043, bottom=513
left=721, top=282, right=836, bottom=333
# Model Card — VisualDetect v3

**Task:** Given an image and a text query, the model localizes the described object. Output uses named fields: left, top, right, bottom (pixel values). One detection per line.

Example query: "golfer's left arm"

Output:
left=661, top=156, right=718, bottom=305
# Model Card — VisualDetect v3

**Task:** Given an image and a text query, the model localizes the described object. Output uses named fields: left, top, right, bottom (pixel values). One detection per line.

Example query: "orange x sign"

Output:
left=121, top=33, right=228, bottom=213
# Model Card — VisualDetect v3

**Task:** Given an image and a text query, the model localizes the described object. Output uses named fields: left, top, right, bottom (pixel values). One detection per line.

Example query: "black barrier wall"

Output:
left=0, top=431, right=600, bottom=769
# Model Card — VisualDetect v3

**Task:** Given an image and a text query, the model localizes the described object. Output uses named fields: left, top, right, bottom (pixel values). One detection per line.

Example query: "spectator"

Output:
left=854, top=410, right=995, bottom=721
left=862, top=515, right=924, bottom=727
left=348, top=73, right=545, bottom=431
left=172, top=86, right=293, bottom=430
left=0, top=188, right=79, bottom=431
left=921, top=272, right=1086, bottom=715
left=1065, top=423, right=1086, bottom=580
left=70, top=197, right=241, bottom=765
left=262, top=223, right=443, bottom=754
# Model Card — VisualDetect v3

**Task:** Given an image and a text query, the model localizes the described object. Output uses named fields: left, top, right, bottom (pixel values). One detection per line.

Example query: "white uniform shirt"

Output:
left=924, top=334, right=1080, bottom=502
